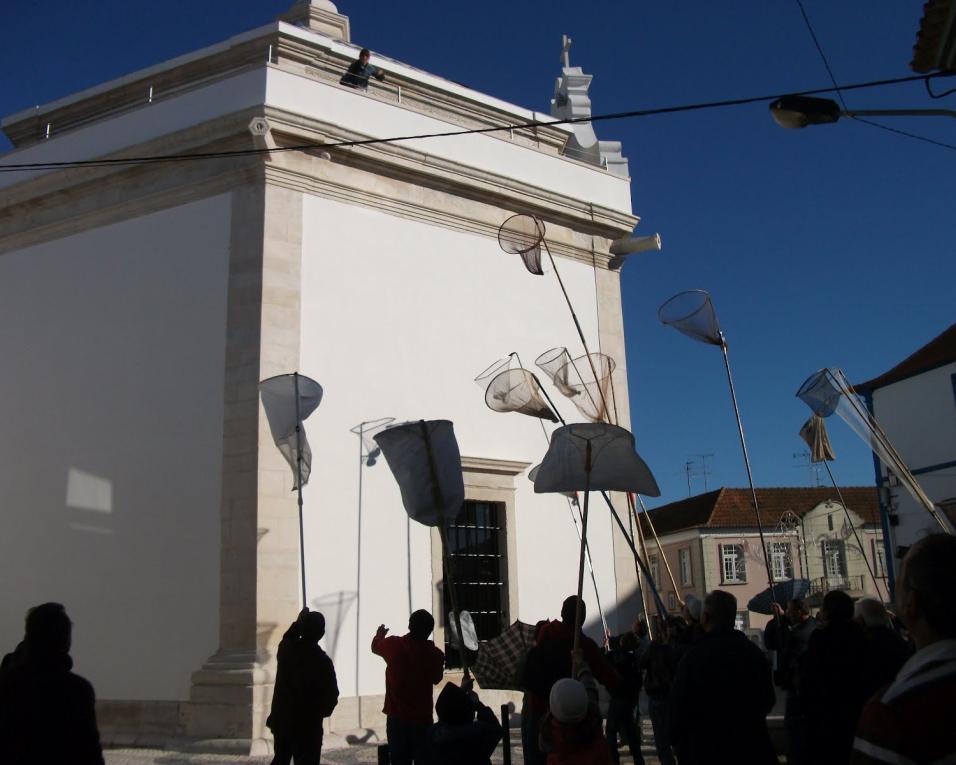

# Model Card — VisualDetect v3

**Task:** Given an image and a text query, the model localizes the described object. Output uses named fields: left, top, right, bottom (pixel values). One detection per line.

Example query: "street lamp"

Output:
left=769, top=94, right=956, bottom=129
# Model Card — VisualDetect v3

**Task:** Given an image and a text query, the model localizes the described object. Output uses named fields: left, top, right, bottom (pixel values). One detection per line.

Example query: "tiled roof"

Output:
left=856, top=323, right=956, bottom=391
left=640, top=486, right=880, bottom=536
left=911, top=0, right=956, bottom=73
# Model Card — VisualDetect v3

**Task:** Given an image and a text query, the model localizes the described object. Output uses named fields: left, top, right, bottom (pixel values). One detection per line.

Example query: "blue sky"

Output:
left=3, top=1, right=953, bottom=505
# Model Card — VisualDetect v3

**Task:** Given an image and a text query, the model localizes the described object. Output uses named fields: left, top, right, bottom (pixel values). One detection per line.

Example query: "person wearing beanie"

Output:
left=539, top=652, right=612, bottom=765
left=266, top=608, right=339, bottom=765
left=523, top=596, right=619, bottom=765
left=428, top=676, right=503, bottom=765
left=0, top=603, right=104, bottom=765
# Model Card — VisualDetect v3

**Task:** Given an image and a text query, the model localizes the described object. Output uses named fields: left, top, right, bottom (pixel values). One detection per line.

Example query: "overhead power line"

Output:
left=794, top=0, right=956, bottom=152
left=0, top=71, right=952, bottom=173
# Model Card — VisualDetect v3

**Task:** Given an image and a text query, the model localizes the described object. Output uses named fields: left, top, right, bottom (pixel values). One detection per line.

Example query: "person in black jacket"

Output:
left=429, top=676, right=503, bottom=765
left=854, top=597, right=913, bottom=699
left=640, top=617, right=687, bottom=765
left=0, top=602, right=103, bottom=765
left=604, top=631, right=645, bottom=765
left=669, top=590, right=776, bottom=765
left=267, top=609, right=339, bottom=765
left=799, top=590, right=867, bottom=765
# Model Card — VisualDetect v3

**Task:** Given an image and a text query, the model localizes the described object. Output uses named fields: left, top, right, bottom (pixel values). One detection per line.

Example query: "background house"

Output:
left=856, top=323, right=956, bottom=591
left=638, top=487, right=886, bottom=631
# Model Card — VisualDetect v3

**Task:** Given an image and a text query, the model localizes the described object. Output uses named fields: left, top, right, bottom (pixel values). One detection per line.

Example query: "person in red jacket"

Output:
left=372, top=610, right=445, bottom=765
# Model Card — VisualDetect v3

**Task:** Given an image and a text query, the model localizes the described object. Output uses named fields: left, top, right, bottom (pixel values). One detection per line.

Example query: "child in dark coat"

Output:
left=429, top=676, right=503, bottom=765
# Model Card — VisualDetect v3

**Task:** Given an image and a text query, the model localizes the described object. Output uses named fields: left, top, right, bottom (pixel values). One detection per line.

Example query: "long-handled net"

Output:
left=797, top=368, right=954, bottom=535
left=659, top=289, right=779, bottom=607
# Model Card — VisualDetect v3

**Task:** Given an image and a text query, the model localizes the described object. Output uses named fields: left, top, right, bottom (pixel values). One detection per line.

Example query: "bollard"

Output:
left=501, top=704, right=512, bottom=765
left=377, top=742, right=390, bottom=765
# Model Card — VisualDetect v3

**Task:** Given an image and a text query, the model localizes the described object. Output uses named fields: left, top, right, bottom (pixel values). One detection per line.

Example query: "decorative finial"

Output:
left=561, top=34, right=572, bottom=69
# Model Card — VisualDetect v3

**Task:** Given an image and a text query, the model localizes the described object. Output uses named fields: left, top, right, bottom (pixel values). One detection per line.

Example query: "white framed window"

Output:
left=720, top=544, right=746, bottom=584
left=679, top=548, right=693, bottom=586
left=735, top=611, right=750, bottom=631
left=667, top=591, right=676, bottom=611
left=650, top=555, right=660, bottom=586
left=769, top=542, right=793, bottom=580
left=822, top=539, right=847, bottom=582
left=872, top=539, right=887, bottom=578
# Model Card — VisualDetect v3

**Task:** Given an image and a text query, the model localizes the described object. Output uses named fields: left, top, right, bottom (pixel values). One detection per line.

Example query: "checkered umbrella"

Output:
left=472, top=621, right=537, bottom=691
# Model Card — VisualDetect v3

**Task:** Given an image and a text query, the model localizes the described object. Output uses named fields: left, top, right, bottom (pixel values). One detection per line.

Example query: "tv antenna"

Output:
left=680, top=453, right=714, bottom=496
left=792, top=450, right=823, bottom=487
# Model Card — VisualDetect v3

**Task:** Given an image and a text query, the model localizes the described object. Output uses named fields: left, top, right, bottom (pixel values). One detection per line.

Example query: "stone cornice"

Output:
left=460, top=456, right=532, bottom=477
left=0, top=109, right=636, bottom=268
left=3, top=21, right=571, bottom=161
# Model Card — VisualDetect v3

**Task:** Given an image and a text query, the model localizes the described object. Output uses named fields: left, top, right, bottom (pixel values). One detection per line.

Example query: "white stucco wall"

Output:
left=0, top=69, right=268, bottom=190
left=264, top=68, right=632, bottom=213
left=298, top=195, right=620, bottom=698
left=871, top=363, right=956, bottom=552
left=0, top=194, right=231, bottom=700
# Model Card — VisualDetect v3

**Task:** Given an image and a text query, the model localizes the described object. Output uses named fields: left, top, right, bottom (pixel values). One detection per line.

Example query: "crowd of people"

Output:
left=1, top=534, right=953, bottom=764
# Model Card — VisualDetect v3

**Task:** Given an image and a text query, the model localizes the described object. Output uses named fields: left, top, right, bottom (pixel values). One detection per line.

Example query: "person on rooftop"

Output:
left=340, top=48, right=386, bottom=90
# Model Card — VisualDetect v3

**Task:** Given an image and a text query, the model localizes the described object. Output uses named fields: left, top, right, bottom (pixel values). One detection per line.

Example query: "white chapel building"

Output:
left=0, top=1, right=650, bottom=751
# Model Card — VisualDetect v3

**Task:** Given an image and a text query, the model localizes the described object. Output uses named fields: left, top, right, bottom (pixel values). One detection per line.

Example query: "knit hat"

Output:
left=549, top=678, right=588, bottom=723
left=435, top=682, right=474, bottom=725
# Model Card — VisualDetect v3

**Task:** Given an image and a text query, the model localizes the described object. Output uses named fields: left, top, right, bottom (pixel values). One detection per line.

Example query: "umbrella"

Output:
left=747, top=579, right=811, bottom=616
left=472, top=621, right=537, bottom=691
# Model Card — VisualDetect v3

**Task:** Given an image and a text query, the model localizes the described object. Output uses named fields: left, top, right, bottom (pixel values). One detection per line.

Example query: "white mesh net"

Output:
left=498, top=214, right=546, bottom=275
left=658, top=289, right=723, bottom=346
left=484, top=368, right=557, bottom=422
left=553, top=353, right=616, bottom=423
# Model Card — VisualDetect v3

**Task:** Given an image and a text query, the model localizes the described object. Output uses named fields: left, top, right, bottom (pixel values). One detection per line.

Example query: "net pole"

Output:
left=821, top=459, right=887, bottom=600
left=832, top=371, right=953, bottom=534
left=570, top=500, right=610, bottom=642
left=600, top=490, right=667, bottom=619
left=294, top=372, right=308, bottom=609
left=420, top=420, right=471, bottom=678
left=634, top=493, right=683, bottom=605
left=543, top=243, right=612, bottom=421
left=573, top=442, right=592, bottom=654
left=355, top=423, right=364, bottom=713
left=719, top=337, right=777, bottom=605
left=629, top=493, right=655, bottom=640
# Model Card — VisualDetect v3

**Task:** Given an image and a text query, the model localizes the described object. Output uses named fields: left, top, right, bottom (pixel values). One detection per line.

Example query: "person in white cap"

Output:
left=538, top=652, right=613, bottom=765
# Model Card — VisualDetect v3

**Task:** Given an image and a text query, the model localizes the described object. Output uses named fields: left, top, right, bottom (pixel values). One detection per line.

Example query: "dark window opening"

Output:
left=442, top=500, right=508, bottom=668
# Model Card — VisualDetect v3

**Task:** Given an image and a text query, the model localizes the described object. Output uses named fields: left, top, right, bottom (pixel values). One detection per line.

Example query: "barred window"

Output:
left=720, top=544, right=746, bottom=583
left=442, top=500, right=507, bottom=667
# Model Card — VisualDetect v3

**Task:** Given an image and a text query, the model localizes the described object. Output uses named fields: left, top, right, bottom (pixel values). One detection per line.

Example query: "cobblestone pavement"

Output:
left=104, top=743, right=659, bottom=764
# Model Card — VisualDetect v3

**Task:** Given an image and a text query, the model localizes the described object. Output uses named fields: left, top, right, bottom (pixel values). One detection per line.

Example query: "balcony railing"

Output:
left=809, top=575, right=866, bottom=596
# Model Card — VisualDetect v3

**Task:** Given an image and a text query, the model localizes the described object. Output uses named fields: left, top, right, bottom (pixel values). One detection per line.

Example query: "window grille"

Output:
left=678, top=548, right=693, bottom=586
left=822, top=539, right=847, bottom=584
left=769, top=542, right=793, bottom=580
left=442, top=501, right=507, bottom=667
left=720, top=544, right=746, bottom=583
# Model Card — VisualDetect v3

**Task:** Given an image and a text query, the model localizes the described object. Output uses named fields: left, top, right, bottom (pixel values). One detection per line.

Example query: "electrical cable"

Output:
left=1, top=71, right=952, bottom=173
left=794, top=1, right=956, bottom=152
